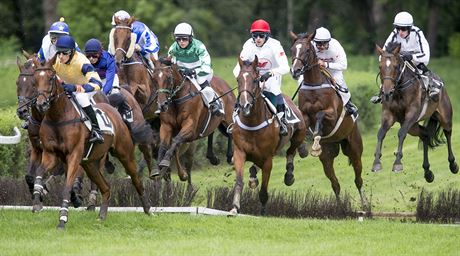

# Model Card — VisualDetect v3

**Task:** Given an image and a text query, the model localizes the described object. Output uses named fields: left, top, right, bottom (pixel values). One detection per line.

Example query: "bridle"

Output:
left=155, top=66, right=189, bottom=106
left=113, top=25, right=132, bottom=62
left=379, top=52, right=417, bottom=93
left=34, top=67, right=63, bottom=106
left=236, top=69, right=261, bottom=111
left=291, top=39, right=319, bottom=75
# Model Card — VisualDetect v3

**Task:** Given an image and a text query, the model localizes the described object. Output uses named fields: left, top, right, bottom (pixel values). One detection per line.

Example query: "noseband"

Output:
left=292, top=41, right=318, bottom=75
left=237, top=73, right=260, bottom=109
left=34, top=67, right=61, bottom=104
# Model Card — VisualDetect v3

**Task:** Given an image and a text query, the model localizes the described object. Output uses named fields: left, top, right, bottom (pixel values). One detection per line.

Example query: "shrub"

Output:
left=448, top=33, right=460, bottom=58
left=352, top=84, right=379, bottom=132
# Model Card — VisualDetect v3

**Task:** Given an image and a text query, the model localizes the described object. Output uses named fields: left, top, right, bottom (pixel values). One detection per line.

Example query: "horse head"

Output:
left=237, top=56, right=260, bottom=117
left=153, top=58, right=182, bottom=113
left=32, top=55, right=61, bottom=112
left=110, top=16, right=136, bottom=65
left=16, top=51, right=38, bottom=120
left=376, top=42, right=403, bottom=102
left=289, top=31, right=316, bottom=80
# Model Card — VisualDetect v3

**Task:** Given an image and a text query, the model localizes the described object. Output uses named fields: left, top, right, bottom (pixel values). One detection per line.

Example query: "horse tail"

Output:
left=130, top=121, right=154, bottom=145
left=424, top=115, right=445, bottom=148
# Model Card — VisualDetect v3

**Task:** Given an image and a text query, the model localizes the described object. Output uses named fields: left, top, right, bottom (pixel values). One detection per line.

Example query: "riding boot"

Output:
left=345, top=100, right=358, bottom=115
left=276, top=104, right=288, bottom=136
left=201, top=81, right=223, bottom=116
left=82, top=106, right=104, bottom=144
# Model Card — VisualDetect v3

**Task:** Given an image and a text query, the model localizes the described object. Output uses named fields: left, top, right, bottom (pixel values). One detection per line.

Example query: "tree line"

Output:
left=2, top=0, right=460, bottom=57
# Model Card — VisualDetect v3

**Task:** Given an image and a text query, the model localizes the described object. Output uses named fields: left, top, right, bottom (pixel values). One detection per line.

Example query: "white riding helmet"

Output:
left=174, top=22, right=194, bottom=37
left=314, top=27, right=331, bottom=42
left=111, top=10, right=131, bottom=26
left=393, top=11, right=413, bottom=27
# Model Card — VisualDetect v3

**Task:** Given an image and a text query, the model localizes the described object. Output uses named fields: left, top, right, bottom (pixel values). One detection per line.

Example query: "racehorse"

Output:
left=289, top=32, right=367, bottom=208
left=152, top=58, right=236, bottom=182
left=31, top=55, right=150, bottom=229
left=230, top=57, right=307, bottom=215
left=373, top=43, right=458, bottom=181
left=16, top=52, right=88, bottom=208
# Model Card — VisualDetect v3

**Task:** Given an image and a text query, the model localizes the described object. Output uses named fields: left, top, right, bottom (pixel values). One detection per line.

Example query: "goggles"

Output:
left=175, top=36, right=189, bottom=42
left=314, top=41, right=329, bottom=47
left=251, top=32, right=268, bottom=39
left=396, top=26, right=410, bottom=32
left=57, top=50, right=72, bottom=56
left=86, top=53, right=99, bottom=59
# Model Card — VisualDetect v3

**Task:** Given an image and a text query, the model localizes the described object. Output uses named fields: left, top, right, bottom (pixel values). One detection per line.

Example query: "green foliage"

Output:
left=448, top=33, right=460, bottom=57
left=0, top=107, right=26, bottom=178
left=0, top=36, right=19, bottom=57
left=352, top=84, right=379, bottom=132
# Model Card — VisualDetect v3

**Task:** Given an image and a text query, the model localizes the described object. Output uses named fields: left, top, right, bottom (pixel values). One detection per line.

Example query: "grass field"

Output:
left=1, top=54, right=459, bottom=254
left=0, top=210, right=458, bottom=255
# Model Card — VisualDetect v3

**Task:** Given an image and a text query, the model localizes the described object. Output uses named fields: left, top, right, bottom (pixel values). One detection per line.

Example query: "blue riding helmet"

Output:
left=56, top=35, right=76, bottom=52
left=84, top=38, right=103, bottom=54
left=48, top=18, right=69, bottom=35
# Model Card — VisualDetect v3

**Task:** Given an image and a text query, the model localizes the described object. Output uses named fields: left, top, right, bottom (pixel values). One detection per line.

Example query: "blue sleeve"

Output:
left=81, top=63, right=95, bottom=75
left=103, top=54, right=117, bottom=94
left=38, top=48, right=45, bottom=62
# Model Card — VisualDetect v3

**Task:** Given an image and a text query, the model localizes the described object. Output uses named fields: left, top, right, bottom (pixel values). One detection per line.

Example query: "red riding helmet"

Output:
left=250, top=19, right=270, bottom=33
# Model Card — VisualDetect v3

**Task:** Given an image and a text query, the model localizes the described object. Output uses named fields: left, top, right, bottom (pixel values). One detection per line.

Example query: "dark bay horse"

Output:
left=289, top=32, right=367, bottom=208
left=373, top=43, right=458, bottom=181
left=31, top=56, right=149, bottom=229
left=16, top=52, right=90, bottom=208
left=231, top=57, right=307, bottom=215
left=152, top=59, right=236, bottom=182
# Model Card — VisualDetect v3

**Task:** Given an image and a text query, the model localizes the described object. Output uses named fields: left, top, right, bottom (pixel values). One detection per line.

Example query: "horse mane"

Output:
left=386, top=42, right=401, bottom=53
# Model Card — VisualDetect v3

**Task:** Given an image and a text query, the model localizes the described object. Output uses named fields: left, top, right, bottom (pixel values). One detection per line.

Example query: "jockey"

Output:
left=371, top=11, right=438, bottom=103
left=232, top=19, right=289, bottom=136
left=312, top=27, right=358, bottom=116
left=84, top=38, right=132, bottom=125
left=38, top=17, right=79, bottom=63
left=168, top=22, right=223, bottom=116
left=54, top=35, right=104, bottom=144
left=111, top=10, right=160, bottom=70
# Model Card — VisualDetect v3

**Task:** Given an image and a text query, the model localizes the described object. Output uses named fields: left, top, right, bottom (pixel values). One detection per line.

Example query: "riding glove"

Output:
left=259, top=72, right=272, bottom=82
left=181, top=68, right=196, bottom=77
left=63, top=83, right=77, bottom=93
left=402, top=53, right=413, bottom=61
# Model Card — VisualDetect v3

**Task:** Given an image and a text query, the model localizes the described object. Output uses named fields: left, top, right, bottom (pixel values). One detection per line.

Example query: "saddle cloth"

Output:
left=70, top=99, right=114, bottom=135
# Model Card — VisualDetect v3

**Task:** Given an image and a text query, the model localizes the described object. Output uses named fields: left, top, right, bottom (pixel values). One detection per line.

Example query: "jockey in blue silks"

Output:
left=38, top=17, right=80, bottom=63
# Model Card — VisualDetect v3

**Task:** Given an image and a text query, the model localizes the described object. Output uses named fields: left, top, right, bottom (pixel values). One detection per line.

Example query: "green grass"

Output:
left=0, top=210, right=458, bottom=255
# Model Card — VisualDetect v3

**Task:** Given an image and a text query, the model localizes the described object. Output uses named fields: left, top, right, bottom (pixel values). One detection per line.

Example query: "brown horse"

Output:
left=31, top=55, right=149, bottom=229
left=289, top=32, right=367, bottom=208
left=230, top=57, right=307, bottom=215
left=373, top=43, right=458, bottom=181
left=152, top=58, right=236, bottom=182
left=16, top=52, right=90, bottom=208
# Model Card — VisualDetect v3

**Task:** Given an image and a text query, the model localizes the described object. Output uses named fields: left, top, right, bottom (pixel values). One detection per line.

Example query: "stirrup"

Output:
left=279, top=118, right=288, bottom=136
left=89, top=130, right=104, bottom=144
left=370, top=95, right=381, bottom=104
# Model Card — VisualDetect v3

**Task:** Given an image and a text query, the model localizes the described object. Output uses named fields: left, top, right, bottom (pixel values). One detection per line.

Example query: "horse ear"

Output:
left=128, top=16, right=135, bottom=25
left=114, top=16, right=120, bottom=25
left=238, top=56, right=243, bottom=67
left=375, top=44, right=384, bottom=55
left=393, top=43, right=401, bottom=54
left=253, top=55, right=258, bottom=70
left=16, top=56, right=24, bottom=72
left=288, top=31, right=297, bottom=42
left=307, top=32, right=315, bottom=42
left=22, top=49, right=31, bottom=59
left=49, top=53, right=58, bottom=67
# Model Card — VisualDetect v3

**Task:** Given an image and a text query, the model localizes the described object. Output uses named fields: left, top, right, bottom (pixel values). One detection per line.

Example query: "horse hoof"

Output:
left=86, top=205, right=96, bottom=211
left=149, top=168, right=160, bottom=180
left=178, top=172, right=188, bottom=182
left=56, top=221, right=66, bottom=230
left=248, top=177, right=259, bottom=189
left=310, top=149, right=321, bottom=157
left=424, top=171, right=434, bottom=183
left=159, top=159, right=170, bottom=168
left=284, top=173, right=295, bottom=186
left=229, top=208, right=238, bottom=216
left=226, top=156, right=233, bottom=165
left=392, top=164, right=403, bottom=173
left=32, top=203, right=43, bottom=213
left=450, top=162, right=459, bottom=174
left=298, top=144, right=308, bottom=158
left=207, top=155, right=220, bottom=166
left=371, top=163, right=382, bottom=172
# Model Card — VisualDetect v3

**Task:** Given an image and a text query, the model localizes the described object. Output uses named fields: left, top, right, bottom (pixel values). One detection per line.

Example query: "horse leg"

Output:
left=25, top=145, right=41, bottom=198
left=118, top=149, right=150, bottom=215
left=138, top=144, right=153, bottom=178
left=226, top=135, right=233, bottom=164
left=444, top=129, right=459, bottom=174
left=319, top=145, right=341, bottom=200
left=372, top=116, right=395, bottom=172
left=310, top=111, right=326, bottom=157
left=230, top=149, right=246, bottom=214
left=86, top=181, right=98, bottom=211
left=345, top=128, right=368, bottom=211
left=70, top=166, right=84, bottom=208
left=82, top=159, right=111, bottom=221
left=393, top=118, right=416, bottom=172
left=248, top=165, right=259, bottom=189
left=175, top=150, right=188, bottom=182
left=57, top=154, right=82, bottom=229
left=206, top=132, right=220, bottom=165
left=259, top=158, right=273, bottom=216
left=159, top=134, right=185, bottom=172
left=32, top=153, right=58, bottom=213
left=284, top=130, right=304, bottom=186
